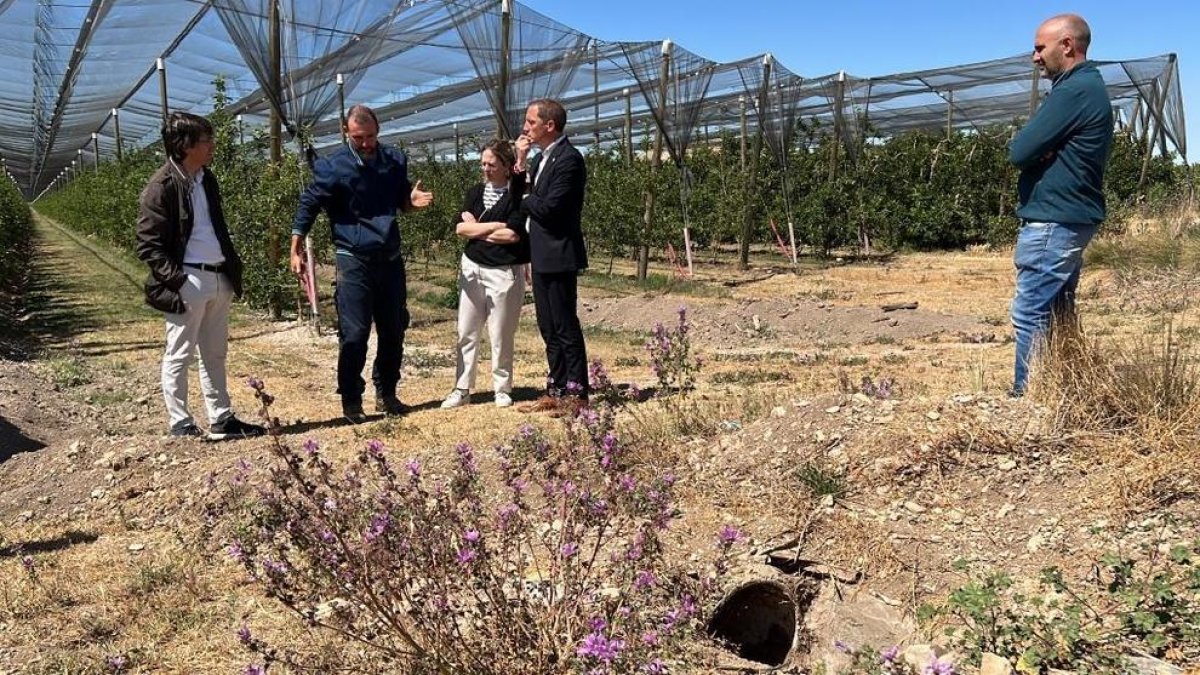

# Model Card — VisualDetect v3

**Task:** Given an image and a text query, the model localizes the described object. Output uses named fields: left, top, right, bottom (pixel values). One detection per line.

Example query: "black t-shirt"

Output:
left=459, top=174, right=530, bottom=267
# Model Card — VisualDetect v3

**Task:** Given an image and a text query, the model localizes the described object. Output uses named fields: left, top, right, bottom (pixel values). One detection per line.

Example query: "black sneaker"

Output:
left=343, top=400, right=368, bottom=425
left=207, top=415, right=267, bottom=441
left=169, top=420, right=203, bottom=438
left=374, top=394, right=408, bottom=417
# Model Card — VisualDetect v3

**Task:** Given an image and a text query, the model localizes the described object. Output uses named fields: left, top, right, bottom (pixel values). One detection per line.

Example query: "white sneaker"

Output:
left=441, top=389, right=469, bottom=409
left=495, top=392, right=513, bottom=408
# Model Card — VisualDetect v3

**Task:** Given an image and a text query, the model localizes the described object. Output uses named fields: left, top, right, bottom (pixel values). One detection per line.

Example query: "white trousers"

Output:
left=161, top=269, right=233, bottom=427
left=453, top=254, right=526, bottom=393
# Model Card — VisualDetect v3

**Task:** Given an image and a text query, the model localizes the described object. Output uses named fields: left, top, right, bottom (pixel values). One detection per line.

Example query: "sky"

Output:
left=522, top=0, right=1195, bottom=162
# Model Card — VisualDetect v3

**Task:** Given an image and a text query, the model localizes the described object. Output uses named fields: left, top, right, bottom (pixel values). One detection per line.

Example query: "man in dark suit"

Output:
left=513, top=99, right=589, bottom=414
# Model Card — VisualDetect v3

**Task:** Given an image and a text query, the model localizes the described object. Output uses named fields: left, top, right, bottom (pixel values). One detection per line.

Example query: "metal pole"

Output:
left=157, top=58, right=169, bottom=123
left=112, top=108, right=123, bottom=162
left=454, top=122, right=461, bottom=162
left=91, top=133, right=99, bottom=170
left=336, top=73, right=347, bottom=143
left=830, top=70, right=845, bottom=181
left=237, top=114, right=245, bottom=144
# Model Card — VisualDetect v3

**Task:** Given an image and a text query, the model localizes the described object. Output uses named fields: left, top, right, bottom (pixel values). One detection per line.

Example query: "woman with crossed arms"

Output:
left=441, top=139, right=530, bottom=409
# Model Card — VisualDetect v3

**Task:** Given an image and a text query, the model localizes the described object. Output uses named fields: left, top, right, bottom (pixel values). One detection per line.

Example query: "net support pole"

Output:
left=593, top=39, right=601, bottom=147
left=267, top=0, right=283, bottom=319
left=829, top=70, right=845, bottom=181
left=1138, top=58, right=1175, bottom=192
left=637, top=39, right=672, bottom=281
left=454, top=122, right=461, bottom=162
left=91, top=133, right=99, bottom=170
left=623, top=87, right=633, bottom=163
left=738, top=54, right=772, bottom=271
left=337, top=73, right=347, bottom=143
left=157, top=58, right=168, bottom=123
left=497, top=0, right=512, bottom=139
left=1028, top=65, right=1040, bottom=117
left=739, top=94, right=747, bottom=172
left=112, top=108, right=123, bottom=162
left=237, top=114, right=245, bottom=144
left=945, top=90, right=954, bottom=137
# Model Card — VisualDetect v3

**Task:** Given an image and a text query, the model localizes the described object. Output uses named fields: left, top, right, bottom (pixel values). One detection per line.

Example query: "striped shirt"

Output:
left=482, top=182, right=507, bottom=211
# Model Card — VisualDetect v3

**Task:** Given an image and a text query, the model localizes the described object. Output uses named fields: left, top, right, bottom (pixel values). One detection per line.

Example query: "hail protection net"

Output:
left=0, top=0, right=1187, bottom=199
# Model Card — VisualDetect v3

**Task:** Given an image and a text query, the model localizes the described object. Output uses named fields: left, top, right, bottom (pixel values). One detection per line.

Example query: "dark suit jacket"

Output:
left=136, top=161, right=244, bottom=313
left=520, top=137, right=588, bottom=274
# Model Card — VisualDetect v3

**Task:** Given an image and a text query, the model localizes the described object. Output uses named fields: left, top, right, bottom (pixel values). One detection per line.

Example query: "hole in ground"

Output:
left=707, top=580, right=797, bottom=666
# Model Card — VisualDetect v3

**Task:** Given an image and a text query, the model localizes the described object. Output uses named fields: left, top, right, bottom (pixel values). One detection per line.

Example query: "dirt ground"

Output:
left=1, top=216, right=1197, bottom=674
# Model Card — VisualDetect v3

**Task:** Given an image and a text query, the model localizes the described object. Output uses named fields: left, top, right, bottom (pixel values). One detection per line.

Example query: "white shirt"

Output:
left=180, top=167, right=225, bottom=266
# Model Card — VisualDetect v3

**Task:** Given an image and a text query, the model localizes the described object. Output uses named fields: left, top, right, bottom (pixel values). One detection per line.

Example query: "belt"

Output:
left=183, top=262, right=224, bottom=273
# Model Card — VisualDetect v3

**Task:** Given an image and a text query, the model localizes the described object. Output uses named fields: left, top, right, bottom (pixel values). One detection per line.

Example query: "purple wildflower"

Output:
left=226, top=543, right=245, bottom=563
left=834, top=639, right=852, bottom=653
left=405, top=459, right=421, bottom=478
left=576, top=632, right=625, bottom=664
left=635, top=570, right=656, bottom=590
left=244, top=665, right=265, bottom=675
left=104, top=655, right=128, bottom=673
left=21, top=555, right=34, bottom=573
left=236, top=625, right=252, bottom=645
left=364, top=512, right=391, bottom=543
left=366, top=439, right=385, bottom=457
left=642, top=659, right=667, bottom=674
left=923, top=658, right=956, bottom=675
left=302, top=438, right=318, bottom=456
left=560, top=542, right=580, bottom=559
left=456, top=442, right=478, bottom=475
left=589, top=616, right=607, bottom=632
left=881, top=645, right=900, bottom=663
left=717, top=524, right=743, bottom=546
left=464, top=529, right=481, bottom=543
left=246, top=377, right=264, bottom=391
left=456, top=548, right=477, bottom=565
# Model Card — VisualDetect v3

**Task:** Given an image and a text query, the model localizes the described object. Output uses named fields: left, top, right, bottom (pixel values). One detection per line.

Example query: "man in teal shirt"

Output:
left=1008, top=13, right=1113, bottom=395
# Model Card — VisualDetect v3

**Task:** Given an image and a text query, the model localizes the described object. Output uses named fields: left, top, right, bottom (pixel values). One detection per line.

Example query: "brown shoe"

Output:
left=518, top=395, right=560, bottom=414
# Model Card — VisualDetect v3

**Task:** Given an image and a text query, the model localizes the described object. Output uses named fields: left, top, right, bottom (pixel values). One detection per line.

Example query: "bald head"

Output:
left=1032, top=13, right=1091, bottom=79
left=1040, top=14, right=1091, bottom=55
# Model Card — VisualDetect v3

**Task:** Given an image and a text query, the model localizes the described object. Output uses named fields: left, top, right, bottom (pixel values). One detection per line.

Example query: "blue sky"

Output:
left=523, top=0, right=1195, bottom=162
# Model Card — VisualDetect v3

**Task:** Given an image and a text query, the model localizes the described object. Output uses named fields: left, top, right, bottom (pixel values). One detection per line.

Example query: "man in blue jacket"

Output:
left=1007, top=13, right=1113, bottom=396
left=290, top=105, right=433, bottom=423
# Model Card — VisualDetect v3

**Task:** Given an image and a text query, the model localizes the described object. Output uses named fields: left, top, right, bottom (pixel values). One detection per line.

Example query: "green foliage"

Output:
left=0, top=176, right=34, bottom=341
left=924, top=540, right=1200, bottom=671
left=33, top=81, right=1185, bottom=309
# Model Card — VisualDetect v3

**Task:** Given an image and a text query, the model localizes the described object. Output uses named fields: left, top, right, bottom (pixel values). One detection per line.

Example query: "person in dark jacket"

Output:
left=1007, top=13, right=1113, bottom=396
left=136, top=111, right=265, bottom=440
left=440, top=139, right=529, bottom=409
left=512, top=99, right=590, bottom=415
left=290, top=104, right=433, bottom=423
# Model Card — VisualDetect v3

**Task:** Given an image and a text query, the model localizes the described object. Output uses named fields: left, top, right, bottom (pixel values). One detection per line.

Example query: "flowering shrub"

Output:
left=645, top=307, right=702, bottom=394
left=588, top=358, right=641, bottom=408
left=208, top=380, right=733, bottom=673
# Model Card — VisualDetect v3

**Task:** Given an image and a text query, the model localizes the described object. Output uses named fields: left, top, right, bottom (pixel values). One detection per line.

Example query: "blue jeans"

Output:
left=1010, top=221, right=1098, bottom=395
left=334, top=251, right=409, bottom=403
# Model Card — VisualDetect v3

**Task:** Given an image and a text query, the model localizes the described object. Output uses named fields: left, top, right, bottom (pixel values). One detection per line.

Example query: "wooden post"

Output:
left=112, top=108, right=123, bottom=162
left=497, top=0, right=513, bottom=139
left=1138, top=57, right=1175, bottom=192
left=738, top=54, right=773, bottom=271
left=623, top=87, right=633, bottom=163
left=637, top=39, right=672, bottom=281
left=157, top=58, right=168, bottom=123
left=91, top=133, right=99, bottom=170
left=337, top=73, right=347, bottom=143
left=739, top=94, right=747, bottom=172
left=267, top=0, right=283, bottom=319
left=268, top=0, right=282, bottom=165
